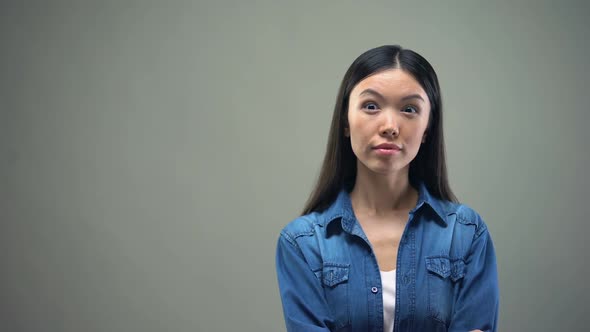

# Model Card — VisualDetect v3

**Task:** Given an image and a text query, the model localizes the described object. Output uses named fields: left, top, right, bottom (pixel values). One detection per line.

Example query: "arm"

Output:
left=275, top=232, right=333, bottom=332
left=449, top=224, right=500, bottom=332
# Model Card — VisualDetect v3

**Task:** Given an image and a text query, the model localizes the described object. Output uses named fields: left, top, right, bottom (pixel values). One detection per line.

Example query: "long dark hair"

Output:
left=302, top=45, right=457, bottom=215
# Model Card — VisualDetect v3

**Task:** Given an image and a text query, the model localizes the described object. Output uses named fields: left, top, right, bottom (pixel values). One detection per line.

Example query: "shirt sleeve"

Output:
left=449, top=222, right=500, bottom=332
left=275, top=232, right=333, bottom=332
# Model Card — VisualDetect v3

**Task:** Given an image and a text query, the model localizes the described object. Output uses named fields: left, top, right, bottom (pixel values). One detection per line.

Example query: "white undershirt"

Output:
left=380, top=269, right=396, bottom=332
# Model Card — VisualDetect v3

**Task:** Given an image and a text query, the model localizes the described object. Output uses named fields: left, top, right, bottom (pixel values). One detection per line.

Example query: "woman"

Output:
left=275, top=45, right=499, bottom=332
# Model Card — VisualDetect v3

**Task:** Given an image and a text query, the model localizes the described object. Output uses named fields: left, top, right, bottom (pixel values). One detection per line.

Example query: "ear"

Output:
left=344, top=127, right=350, bottom=137
left=421, top=132, right=427, bottom=143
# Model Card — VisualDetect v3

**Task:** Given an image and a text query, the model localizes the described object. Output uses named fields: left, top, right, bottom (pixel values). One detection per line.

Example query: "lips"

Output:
left=372, top=143, right=402, bottom=156
left=373, top=143, right=402, bottom=150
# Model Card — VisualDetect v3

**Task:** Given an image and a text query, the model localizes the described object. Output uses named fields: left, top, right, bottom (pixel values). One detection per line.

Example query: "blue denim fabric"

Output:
left=276, top=183, right=499, bottom=332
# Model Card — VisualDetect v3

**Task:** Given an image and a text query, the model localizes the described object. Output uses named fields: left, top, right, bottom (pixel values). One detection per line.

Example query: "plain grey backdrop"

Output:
left=2, top=1, right=589, bottom=331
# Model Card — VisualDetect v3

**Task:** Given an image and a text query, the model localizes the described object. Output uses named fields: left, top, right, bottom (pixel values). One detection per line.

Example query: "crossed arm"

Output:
left=276, top=226, right=498, bottom=332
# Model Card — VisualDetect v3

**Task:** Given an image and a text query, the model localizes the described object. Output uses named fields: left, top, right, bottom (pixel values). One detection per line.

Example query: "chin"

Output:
left=365, top=163, right=404, bottom=176
left=357, top=158, right=408, bottom=176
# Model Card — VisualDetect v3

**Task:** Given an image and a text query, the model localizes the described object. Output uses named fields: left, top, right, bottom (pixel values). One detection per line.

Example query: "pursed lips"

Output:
left=372, top=143, right=402, bottom=151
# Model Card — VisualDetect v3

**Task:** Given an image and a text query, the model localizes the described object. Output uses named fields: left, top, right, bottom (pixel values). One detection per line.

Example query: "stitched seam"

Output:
left=456, top=213, right=487, bottom=239
left=279, top=232, right=322, bottom=281
left=279, top=230, right=297, bottom=247
left=281, top=228, right=315, bottom=242
left=455, top=214, right=478, bottom=226
left=474, top=223, right=488, bottom=239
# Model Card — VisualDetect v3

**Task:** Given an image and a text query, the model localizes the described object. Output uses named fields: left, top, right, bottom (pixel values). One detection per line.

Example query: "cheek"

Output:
left=348, top=129, right=370, bottom=158
left=348, top=124, right=370, bottom=144
left=409, top=120, right=429, bottom=142
left=348, top=113, right=373, bottom=139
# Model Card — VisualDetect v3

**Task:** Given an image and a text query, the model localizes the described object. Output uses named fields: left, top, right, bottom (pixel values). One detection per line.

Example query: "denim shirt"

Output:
left=275, top=183, right=499, bottom=332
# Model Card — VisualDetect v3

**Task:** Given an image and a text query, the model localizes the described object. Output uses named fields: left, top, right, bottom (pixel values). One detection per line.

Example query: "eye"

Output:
left=402, top=105, right=418, bottom=114
left=362, top=102, right=380, bottom=112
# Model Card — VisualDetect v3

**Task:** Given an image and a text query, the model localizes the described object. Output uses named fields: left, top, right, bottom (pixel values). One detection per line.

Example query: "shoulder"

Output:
left=276, top=213, right=330, bottom=271
left=419, top=183, right=488, bottom=238
left=450, top=203, right=489, bottom=238
left=279, top=212, right=323, bottom=244
left=428, top=201, right=495, bottom=260
left=432, top=201, right=491, bottom=246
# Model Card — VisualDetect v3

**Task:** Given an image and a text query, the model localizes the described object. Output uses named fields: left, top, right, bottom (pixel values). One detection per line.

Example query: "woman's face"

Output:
left=346, top=69, right=431, bottom=176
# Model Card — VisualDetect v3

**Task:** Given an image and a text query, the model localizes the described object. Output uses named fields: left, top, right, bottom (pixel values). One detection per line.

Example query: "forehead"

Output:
left=351, top=69, right=427, bottom=99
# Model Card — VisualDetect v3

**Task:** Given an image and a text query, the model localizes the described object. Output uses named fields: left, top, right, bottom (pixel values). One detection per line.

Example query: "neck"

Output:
left=349, top=162, right=418, bottom=217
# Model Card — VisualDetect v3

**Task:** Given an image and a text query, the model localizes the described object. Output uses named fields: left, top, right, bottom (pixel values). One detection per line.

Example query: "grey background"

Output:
left=1, top=1, right=588, bottom=331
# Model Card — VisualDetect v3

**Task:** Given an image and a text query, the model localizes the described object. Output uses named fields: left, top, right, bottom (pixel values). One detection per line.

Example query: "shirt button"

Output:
left=371, top=286, right=379, bottom=294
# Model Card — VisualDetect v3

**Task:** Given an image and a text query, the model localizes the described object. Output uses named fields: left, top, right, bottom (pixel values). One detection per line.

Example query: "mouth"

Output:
left=372, top=143, right=402, bottom=156
left=373, top=143, right=402, bottom=150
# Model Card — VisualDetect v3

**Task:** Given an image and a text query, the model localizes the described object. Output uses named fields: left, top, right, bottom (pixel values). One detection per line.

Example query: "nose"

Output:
left=379, top=112, right=399, bottom=137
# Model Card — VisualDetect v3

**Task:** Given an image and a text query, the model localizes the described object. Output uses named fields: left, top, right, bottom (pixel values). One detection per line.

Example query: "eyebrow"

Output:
left=358, top=88, right=425, bottom=102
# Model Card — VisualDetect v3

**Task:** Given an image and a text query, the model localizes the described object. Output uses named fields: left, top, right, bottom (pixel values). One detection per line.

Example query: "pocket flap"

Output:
left=322, top=263, right=349, bottom=287
left=449, top=259, right=465, bottom=281
left=426, top=257, right=451, bottom=278
left=425, top=257, right=466, bottom=281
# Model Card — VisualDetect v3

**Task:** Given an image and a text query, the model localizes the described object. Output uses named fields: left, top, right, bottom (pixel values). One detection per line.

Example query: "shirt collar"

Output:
left=411, top=181, right=450, bottom=224
left=321, top=182, right=450, bottom=229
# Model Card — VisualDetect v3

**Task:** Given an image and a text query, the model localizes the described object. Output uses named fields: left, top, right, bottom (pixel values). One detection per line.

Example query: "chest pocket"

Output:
left=321, top=262, right=351, bottom=330
left=425, top=256, right=466, bottom=325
